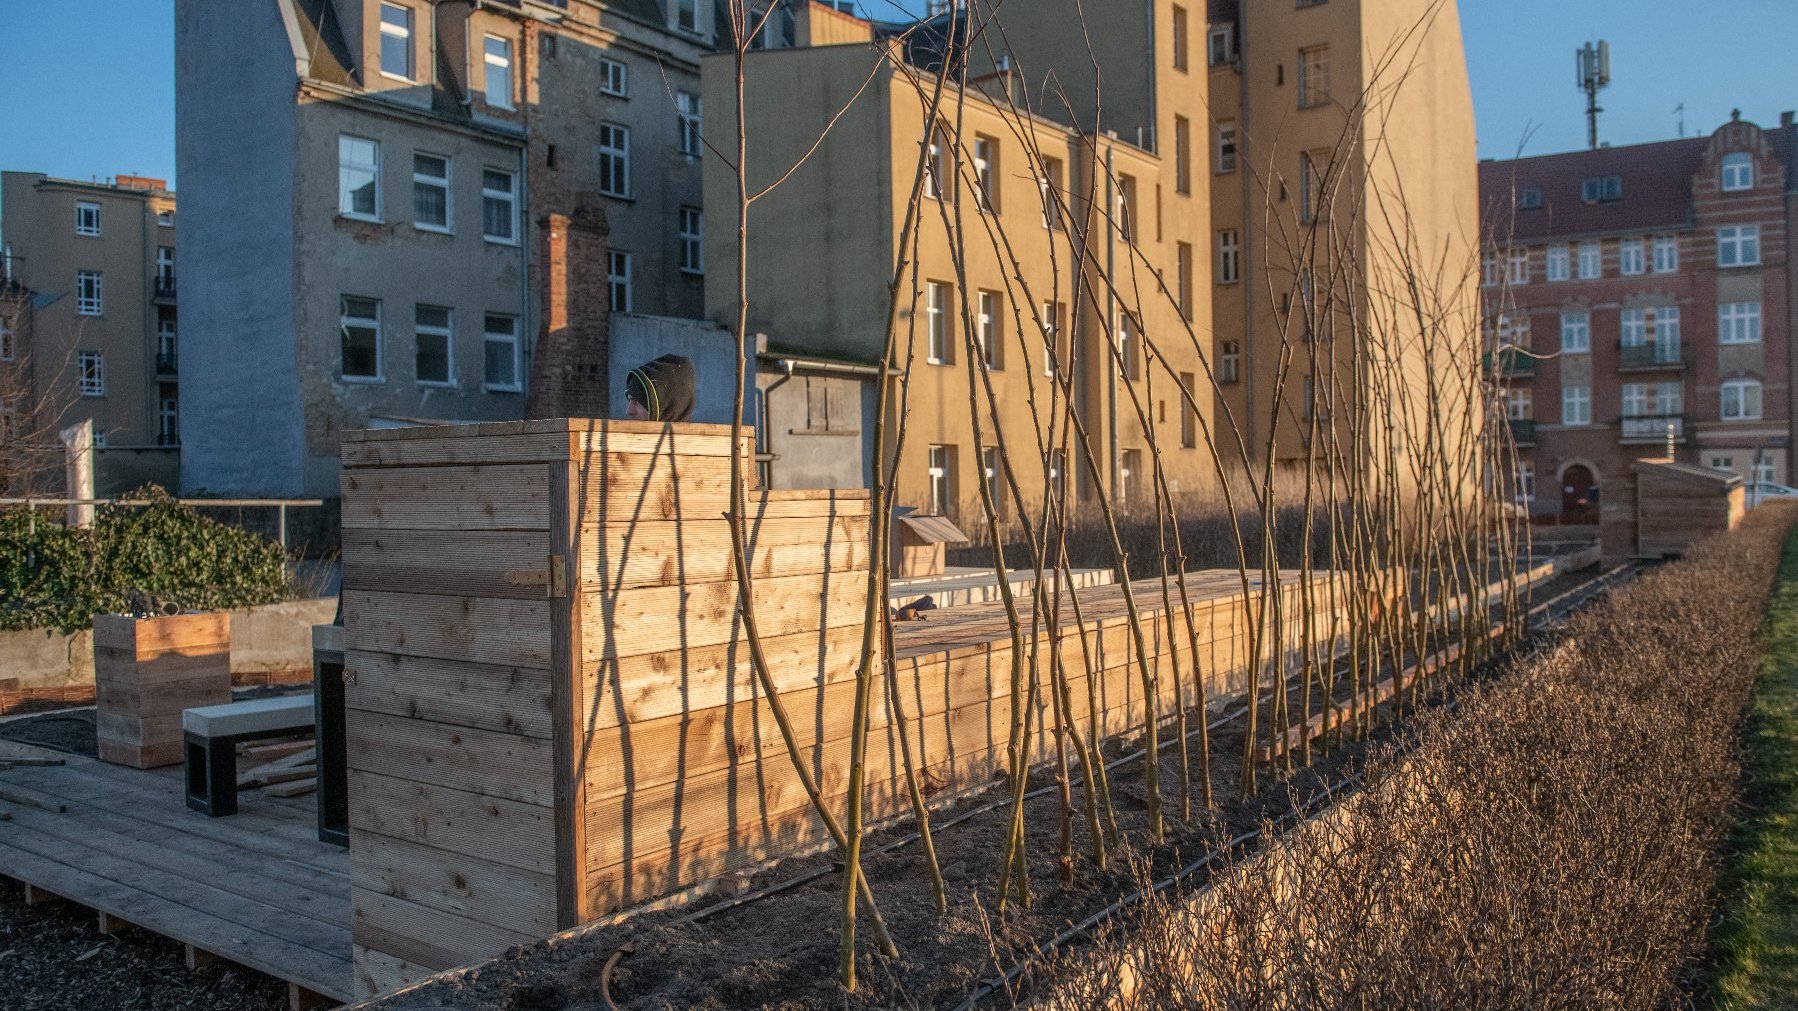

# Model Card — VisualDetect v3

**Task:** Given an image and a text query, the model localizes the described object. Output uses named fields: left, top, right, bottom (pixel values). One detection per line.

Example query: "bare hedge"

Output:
left=1044, top=506, right=1794, bottom=1010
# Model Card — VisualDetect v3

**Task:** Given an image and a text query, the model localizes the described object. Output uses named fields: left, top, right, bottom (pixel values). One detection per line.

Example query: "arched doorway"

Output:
left=1560, top=464, right=1598, bottom=524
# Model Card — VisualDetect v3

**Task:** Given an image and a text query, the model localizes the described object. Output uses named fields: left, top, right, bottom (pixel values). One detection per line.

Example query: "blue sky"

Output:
left=1, top=0, right=1794, bottom=190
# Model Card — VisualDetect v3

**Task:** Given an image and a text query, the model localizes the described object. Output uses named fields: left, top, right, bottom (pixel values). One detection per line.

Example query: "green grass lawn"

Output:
left=1710, top=526, right=1798, bottom=1008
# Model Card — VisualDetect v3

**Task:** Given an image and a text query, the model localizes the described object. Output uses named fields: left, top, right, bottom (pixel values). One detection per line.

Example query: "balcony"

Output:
left=155, top=352, right=178, bottom=378
left=1507, top=418, right=1536, bottom=445
left=1619, top=414, right=1687, bottom=445
left=1482, top=347, right=1536, bottom=378
left=153, top=275, right=177, bottom=302
left=1617, top=340, right=1684, bottom=372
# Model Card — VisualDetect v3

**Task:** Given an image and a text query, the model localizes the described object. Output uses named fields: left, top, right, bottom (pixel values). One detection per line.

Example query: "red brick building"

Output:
left=1480, top=111, right=1796, bottom=522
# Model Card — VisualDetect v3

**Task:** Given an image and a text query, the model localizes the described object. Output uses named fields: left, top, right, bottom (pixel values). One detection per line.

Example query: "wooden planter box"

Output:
left=93, top=612, right=233, bottom=768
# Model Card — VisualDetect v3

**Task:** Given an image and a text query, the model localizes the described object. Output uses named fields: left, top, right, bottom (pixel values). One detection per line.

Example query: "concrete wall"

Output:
left=0, top=597, right=338, bottom=713
left=609, top=313, right=746, bottom=425
left=176, top=0, right=308, bottom=495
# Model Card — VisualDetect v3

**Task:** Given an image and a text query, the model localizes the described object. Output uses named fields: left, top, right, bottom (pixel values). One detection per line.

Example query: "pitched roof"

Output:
left=1478, top=136, right=1708, bottom=243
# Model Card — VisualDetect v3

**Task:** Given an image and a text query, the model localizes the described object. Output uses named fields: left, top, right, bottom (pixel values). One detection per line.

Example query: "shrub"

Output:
left=0, top=486, right=293, bottom=634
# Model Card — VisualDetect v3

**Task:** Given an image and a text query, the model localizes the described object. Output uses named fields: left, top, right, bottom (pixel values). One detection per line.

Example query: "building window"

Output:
left=1710, top=454, right=1735, bottom=472
left=1719, top=301, right=1763, bottom=345
left=677, top=91, right=702, bottom=158
left=1718, top=225, right=1761, bottom=267
left=1619, top=238, right=1644, bottom=276
left=1176, top=241, right=1193, bottom=319
left=1620, top=307, right=1646, bottom=347
left=157, top=313, right=177, bottom=361
left=1561, top=385, right=1590, bottom=426
left=1559, top=310, right=1589, bottom=353
left=1546, top=244, right=1570, bottom=282
left=1119, top=449, right=1141, bottom=506
left=1481, top=253, right=1499, bottom=287
left=1219, top=340, right=1241, bottom=383
left=1207, top=24, right=1235, bottom=65
left=481, top=168, right=516, bottom=243
left=78, top=351, right=104, bottom=396
left=340, top=296, right=382, bottom=380
left=379, top=2, right=414, bottom=79
left=1116, top=175, right=1136, bottom=241
left=982, top=447, right=1004, bottom=515
left=76, top=270, right=103, bottom=316
left=928, top=444, right=954, bottom=515
left=677, top=0, right=698, bottom=32
left=973, top=135, right=997, bottom=212
left=75, top=201, right=101, bottom=236
left=1297, top=45, right=1330, bottom=108
left=609, top=250, right=632, bottom=312
left=1218, top=229, right=1240, bottom=284
left=339, top=135, right=381, bottom=220
left=157, top=393, right=179, bottom=445
left=483, top=312, right=520, bottom=391
left=1117, top=313, right=1141, bottom=381
left=598, top=123, right=631, bottom=197
left=1180, top=371, right=1197, bottom=448
left=1039, top=157, right=1062, bottom=229
left=1581, top=175, right=1622, bottom=202
left=1721, top=152, right=1754, bottom=192
left=1518, top=187, right=1543, bottom=210
left=1722, top=378, right=1762, bottom=421
left=599, top=56, right=628, bottom=96
left=414, top=304, right=453, bottom=385
left=926, top=281, right=951, bottom=364
left=1515, top=461, right=1535, bottom=504
left=484, top=35, right=513, bottom=109
left=1505, top=387, right=1532, bottom=420
left=1173, top=114, right=1191, bottom=194
left=1505, top=248, right=1528, bottom=285
left=1755, top=457, right=1777, bottom=484
left=679, top=206, right=703, bottom=274
left=1654, top=306, right=1681, bottom=347
left=157, top=210, right=175, bottom=227
left=412, top=152, right=451, bottom=232
left=925, top=129, right=946, bottom=200
left=1653, top=235, right=1678, bottom=273
left=1577, top=240, right=1600, bottom=279
left=975, top=289, right=1002, bottom=369
left=1215, top=120, right=1237, bottom=174
left=1041, top=301, right=1059, bottom=376
left=1171, top=5, right=1189, bottom=72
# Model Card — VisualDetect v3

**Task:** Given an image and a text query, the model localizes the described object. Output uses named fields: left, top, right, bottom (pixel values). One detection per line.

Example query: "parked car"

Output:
left=1747, top=481, right=1798, bottom=507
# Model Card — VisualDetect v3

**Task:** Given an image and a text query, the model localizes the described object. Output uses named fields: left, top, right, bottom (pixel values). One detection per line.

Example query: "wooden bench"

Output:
left=183, top=696, right=316, bottom=817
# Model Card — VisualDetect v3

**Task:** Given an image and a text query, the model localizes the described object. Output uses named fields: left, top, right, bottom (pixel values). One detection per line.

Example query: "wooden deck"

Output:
left=0, top=738, right=352, bottom=1005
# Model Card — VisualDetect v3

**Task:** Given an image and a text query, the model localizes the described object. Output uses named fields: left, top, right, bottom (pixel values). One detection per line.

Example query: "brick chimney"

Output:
left=526, top=203, right=612, bottom=419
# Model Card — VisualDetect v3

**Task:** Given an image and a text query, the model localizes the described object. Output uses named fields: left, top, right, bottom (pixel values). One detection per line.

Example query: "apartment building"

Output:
left=0, top=172, right=181, bottom=493
left=176, top=0, right=716, bottom=496
left=1480, top=112, right=1797, bottom=522
left=1205, top=0, right=1479, bottom=467
left=705, top=1, right=1219, bottom=516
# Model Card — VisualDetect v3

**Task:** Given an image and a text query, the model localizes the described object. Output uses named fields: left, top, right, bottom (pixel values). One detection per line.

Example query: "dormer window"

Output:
left=1517, top=187, right=1543, bottom=210
left=1721, top=152, right=1754, bottom=191
left=1580, top=175, right=1622, bottom=202
left=1207, top=24, right=1237, bottom=66
left=379, top=3, right=414, bottom=80
left=677, top=0, right=698, bottom=32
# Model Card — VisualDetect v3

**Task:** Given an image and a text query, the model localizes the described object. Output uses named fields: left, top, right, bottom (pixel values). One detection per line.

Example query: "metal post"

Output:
left=278, top=503, right=289, bottom=580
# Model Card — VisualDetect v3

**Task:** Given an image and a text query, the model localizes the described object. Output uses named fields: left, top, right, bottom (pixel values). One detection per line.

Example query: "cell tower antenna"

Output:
left=1576, top=40, right=1611, bottom=150
left=1674, top=102, right=1686, bottom=137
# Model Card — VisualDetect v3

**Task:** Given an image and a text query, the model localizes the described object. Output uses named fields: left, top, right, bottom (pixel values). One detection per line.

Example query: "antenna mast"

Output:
left=1576, top=41, right=1611, bottom=150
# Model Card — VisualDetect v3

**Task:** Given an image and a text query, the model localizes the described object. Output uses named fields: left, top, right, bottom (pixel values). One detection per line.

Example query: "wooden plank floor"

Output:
left=0, top=739, right=353, bottom=1003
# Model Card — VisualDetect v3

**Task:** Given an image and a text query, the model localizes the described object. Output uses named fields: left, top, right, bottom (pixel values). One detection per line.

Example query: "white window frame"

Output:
left=609, top=250, right=632, bottom=313
left=1561, top=385, right=1590, bottom=427
left=340, top=295, right=383, bottom=382
left=157, top=395, right=179, bottom=445
left=412, top=151, right=452, bottom=233
left=1218, top=229, right=1240, bottom=284
left=1710, top=454, right=1736, bottom=473
left=78, top=351, right=104, bottom=396
left=1577, top=240, right=1600, bottom=279
left=1620, top=308, right=1646, bottom=347
left=928, top=444, right=953, bottom=515
left=1546, top=244, right=1570, bottom=282
left=925, top=132, right=945, bottom=201
left=973, top=136, right=995, bottom=212
left=481, top=168, right=517, bottom=244
left=156, top=210, right=175, bottom=227
left=1718, top=225, right=1761, bottom=268
left=678, top=206, right=704, bottom=275
left=1216, top=120, right=1237, bottom=174
left=1755, top=458, right=1777, bottom=484
left=1516, top=461, right=1535, bottom=504
left=1505, top=387, right=1532, bottom=420
left=1722, top=378, right=1762, bottom=421
left=976, top=289, right=1000, bottom=369
left=75, top=201, right=102, bottom=237
left=677, top=91, right=702, bottom=158
left=1719, top=301, right=1763, bottom=345
left=598, top=123, right=631, bottom=198
left=413, top=304, right=455, bottom=387
left=1505, top=248, right=1529, bottom=285
left=76, top=270, right=103, bottom=316
left=1207, top=24, right=1235, bottom=66
left=1621, top=382, right=1651, bottom=418
left=926, top=281, right=950, bottom=364
left=1721, top=152, right=1754, bottom=192
left=338, top=135, right=382, bottom=221
left=483, top=312, right=521, bottom=392
left=599, top=56, right=628, bottom=96
left=1482, top=253, right=1499, bottom=287
left=1654, top=306, right=1681, bottom=349
left=1619, top=237, right=1644, bottom=276
left=1652, top=235, right=1678, bottom=273
left=378, top=2, right=415, bottom=80
left=982, top=446, right=1003, bottom=514
left=1039, top=158, right=1062, bottom=229
left=1559, top=310, right=1590, bottom=354
left=483, top=35, right=514, bottom=109
left=1042, top=301, right=1059, bottom=376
